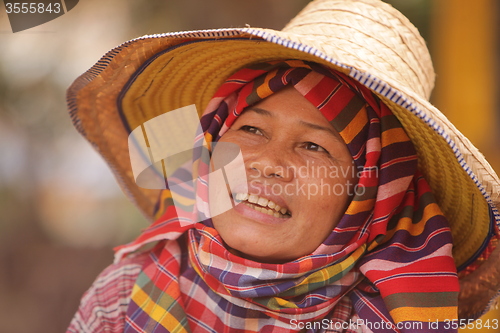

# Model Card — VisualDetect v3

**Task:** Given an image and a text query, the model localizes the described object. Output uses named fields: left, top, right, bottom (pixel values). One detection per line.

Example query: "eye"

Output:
left=239, top=125, right=263, bottom=136
left=303, top=142, right=330, bottom=154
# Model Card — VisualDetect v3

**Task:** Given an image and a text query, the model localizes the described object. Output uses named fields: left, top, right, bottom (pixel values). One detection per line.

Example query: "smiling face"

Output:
left=210, top=86, right=357, bottom=263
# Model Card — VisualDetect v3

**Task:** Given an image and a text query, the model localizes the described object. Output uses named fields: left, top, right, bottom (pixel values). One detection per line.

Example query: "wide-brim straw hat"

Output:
left=68, top=0, right=500, bottom=319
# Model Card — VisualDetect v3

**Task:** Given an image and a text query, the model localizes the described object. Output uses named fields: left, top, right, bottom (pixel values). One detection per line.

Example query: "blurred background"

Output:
left=0, top=0, right=498, bottom=332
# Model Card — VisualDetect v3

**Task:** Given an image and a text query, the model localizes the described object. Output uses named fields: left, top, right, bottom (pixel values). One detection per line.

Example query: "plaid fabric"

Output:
left=67, top=253, right=148, bottom=332
left=113, top=61, right=459, bottom=332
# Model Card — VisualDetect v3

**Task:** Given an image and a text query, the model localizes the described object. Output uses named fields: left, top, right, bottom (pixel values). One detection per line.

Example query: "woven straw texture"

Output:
left=67, top=0, right=500, bottom=319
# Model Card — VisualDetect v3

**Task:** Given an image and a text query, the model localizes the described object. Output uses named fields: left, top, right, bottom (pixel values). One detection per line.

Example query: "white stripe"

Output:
left=359, top=244, right=454, bottom=273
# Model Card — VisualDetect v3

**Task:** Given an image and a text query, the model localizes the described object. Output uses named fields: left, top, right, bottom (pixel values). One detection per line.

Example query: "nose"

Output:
left=246, top=141, right=295, bottom=182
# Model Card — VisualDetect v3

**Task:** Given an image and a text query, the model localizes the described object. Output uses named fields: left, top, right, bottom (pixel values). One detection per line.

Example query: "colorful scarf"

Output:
left=118, top=60, right=459, bottom=332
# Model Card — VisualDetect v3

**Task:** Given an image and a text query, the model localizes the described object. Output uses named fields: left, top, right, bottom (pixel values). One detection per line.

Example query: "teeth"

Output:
left=234, top=193, right=290, bottom=217
left=248, top=194, right=258, bottom=204
left=235, top=193, right=249, bottom=201
left=257, top=197, right=269, bottom=207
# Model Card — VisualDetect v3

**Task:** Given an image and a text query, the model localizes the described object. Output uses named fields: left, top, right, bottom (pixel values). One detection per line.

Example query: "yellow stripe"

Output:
left=172, top=194, right=196, bottom=207
left=204, top=132, right=213, bottom=145
left=269, top=246, right=366, bottom=309
left=296, top=245, right=366, bottom=288
left=133, top=290, right=158, bottom=319
left=131, top=284, right=149, bottom=307
left=345, top=198, right=375, bottom=215
left=367, top=239, right=381, bottom=251
left=381, top=127, right=409, bottom=147
left=157, top=308, right=188, bottom=332
left=256, top=71, right=275, bottom=98
left=268, top=250, right=368, bottom=309
left=340, top=106, right=368, bottom=144
left=276, top=297, right=297, bottom=308
left=385, top=203, right=443, bottom=239
left=132, top=284, right=189, bottom=332
left=390, top=306, right=457, bottom=323
left=154, top=189, right=173, bottom=220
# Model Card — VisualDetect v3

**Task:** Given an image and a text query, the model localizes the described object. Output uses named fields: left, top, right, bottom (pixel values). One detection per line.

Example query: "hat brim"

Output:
left=67, top=28, right=500, bottom=318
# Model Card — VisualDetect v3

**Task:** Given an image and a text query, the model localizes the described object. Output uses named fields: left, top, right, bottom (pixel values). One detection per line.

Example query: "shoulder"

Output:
left=66, top=251, right=150, bottom=333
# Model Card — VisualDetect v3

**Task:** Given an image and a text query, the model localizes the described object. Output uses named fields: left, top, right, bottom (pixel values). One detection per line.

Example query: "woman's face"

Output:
left=210, top=86, right=357, bottom=263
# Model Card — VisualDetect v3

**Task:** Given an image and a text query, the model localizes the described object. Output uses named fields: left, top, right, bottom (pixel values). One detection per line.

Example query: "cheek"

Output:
left=301, top=166, right=355, bottom=201
left=211, top=210, right=239, bottom=244
left=297, top=169, right=355, bottom=227
left=208, top=171, right=231, bottom=217
left=211, top=212, right=227, bottom=234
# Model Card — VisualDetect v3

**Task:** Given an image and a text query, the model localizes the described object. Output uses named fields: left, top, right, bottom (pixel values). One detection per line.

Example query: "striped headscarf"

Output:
left=118, top=60, right=459, bottom=332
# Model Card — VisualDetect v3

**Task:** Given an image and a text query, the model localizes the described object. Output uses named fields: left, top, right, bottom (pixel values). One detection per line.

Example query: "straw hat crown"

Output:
left=278, top=0, right=435, bottom=100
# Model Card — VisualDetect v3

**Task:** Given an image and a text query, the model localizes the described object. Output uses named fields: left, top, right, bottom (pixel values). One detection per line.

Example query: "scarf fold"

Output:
left=119, top=60, right=459, bottom=332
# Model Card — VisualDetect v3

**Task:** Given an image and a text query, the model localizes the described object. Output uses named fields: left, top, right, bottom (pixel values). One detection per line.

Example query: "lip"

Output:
left=233, top=199, right=291, bottom=225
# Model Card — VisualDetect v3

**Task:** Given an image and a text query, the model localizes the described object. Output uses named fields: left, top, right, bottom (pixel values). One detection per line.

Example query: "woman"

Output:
left=67, top=0, right=500, bottom=332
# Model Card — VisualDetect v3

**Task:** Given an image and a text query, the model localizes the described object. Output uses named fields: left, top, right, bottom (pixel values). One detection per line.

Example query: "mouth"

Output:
left=233, top=193, right=291, bottom=218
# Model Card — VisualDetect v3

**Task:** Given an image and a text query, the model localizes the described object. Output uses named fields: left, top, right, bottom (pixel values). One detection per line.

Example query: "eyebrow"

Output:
left=245, top=107, right=342, bottom=141
left=245, top=107, right=272, bottom=117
